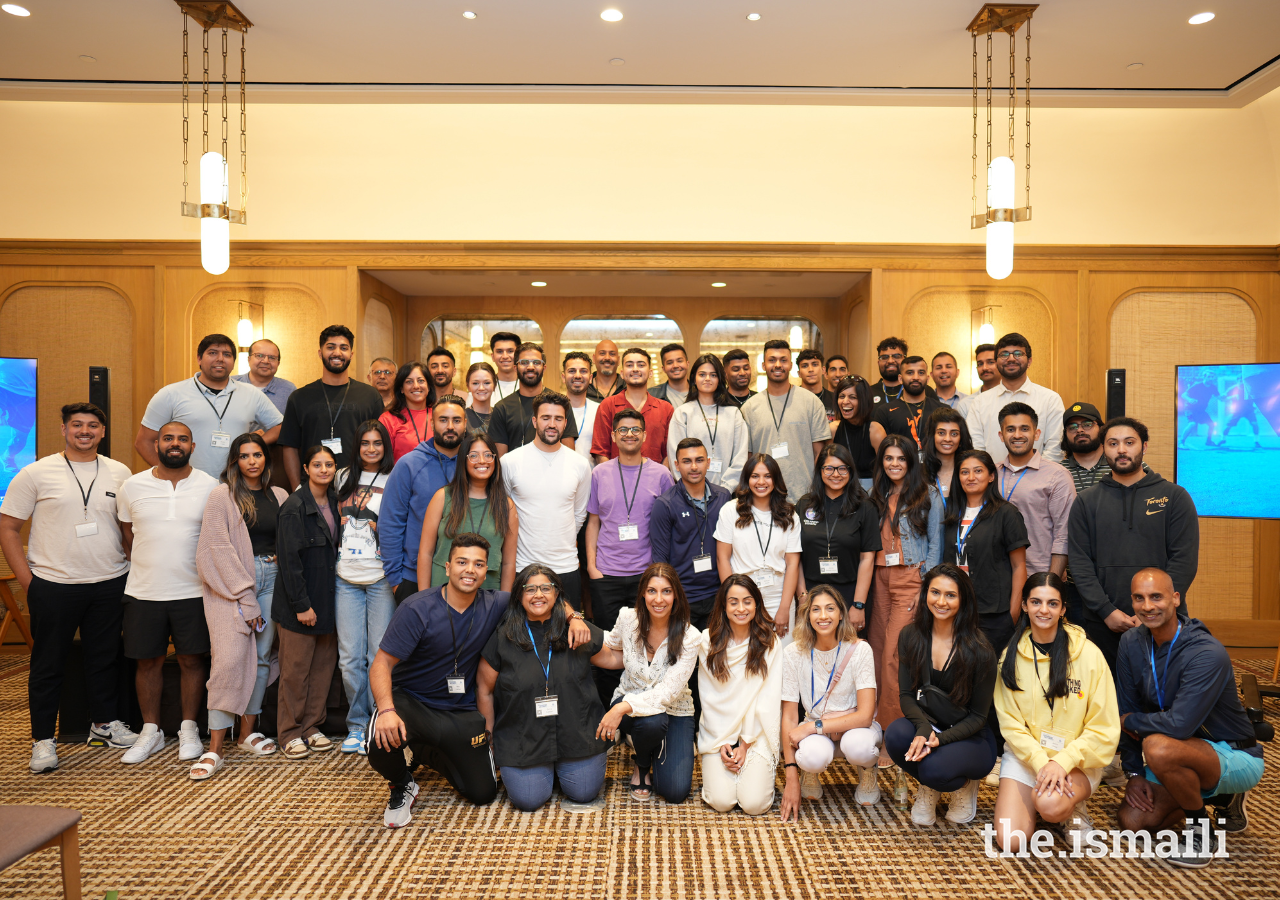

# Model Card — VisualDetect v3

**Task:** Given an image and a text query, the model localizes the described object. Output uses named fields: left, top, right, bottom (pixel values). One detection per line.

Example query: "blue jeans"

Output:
left=244, top=557, right=278, bottom=719
left=613, top=703, right=696, bottom=804
left=502, top=752, right=608, bottom=812
left=335, top=576, right=396, bottom=733
left=883, top=716, right=998, bottom=793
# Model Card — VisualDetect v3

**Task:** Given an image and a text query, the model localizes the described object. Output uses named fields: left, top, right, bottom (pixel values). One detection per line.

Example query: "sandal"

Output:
left=282, top=738, right=310, bottom=760
left=237, top=732, right=277, bottom=756
left=189, top=751, right=223, bottom=781
left=629, top=757, right=652, bottom=802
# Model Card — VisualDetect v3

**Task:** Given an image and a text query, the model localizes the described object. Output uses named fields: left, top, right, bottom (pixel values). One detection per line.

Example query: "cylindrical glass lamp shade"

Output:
left=985, top=156, right=1016, bottom=280
left=987, top=156, right=1015, bottom=208
left=200, top=151, right=229, bottom=275
left=470, top=324, right=484, bottom=348
left=237, top=317, right=253, bottom=348
left=978, top=322, right=996, bottom=345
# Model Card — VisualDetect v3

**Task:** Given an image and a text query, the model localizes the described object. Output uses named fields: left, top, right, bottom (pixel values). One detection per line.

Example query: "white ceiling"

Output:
left=366, top=269, right=866, bottom=298
left=1, top=1, right=1278, bottom=107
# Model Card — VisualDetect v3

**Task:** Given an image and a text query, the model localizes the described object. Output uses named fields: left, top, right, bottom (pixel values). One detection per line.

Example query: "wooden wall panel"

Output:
left=191, top=284, right=327, bottom=391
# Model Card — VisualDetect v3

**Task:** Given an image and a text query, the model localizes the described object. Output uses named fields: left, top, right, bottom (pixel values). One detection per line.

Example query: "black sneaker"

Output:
left=383, top=779, right=420, bottom=829
left=1166, top=818, right=1215, bottom=869
left=1211, top=791, right=1249, bottom=834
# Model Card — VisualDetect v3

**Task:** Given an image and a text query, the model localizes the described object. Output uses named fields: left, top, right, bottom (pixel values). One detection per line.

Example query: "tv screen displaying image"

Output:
left=1175, top=363, right=1280, bottom=519
left=0, top=357, right=38, bottom=505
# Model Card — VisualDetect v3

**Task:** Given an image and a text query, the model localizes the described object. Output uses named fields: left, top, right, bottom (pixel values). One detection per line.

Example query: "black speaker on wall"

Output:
left=1105, top=368, right=1126, bottom=422
left=89, top=366, right=110, bottom=457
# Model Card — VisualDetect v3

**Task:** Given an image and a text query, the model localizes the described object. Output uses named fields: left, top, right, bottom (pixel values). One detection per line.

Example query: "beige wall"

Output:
left=2, top=96, right=1279, bottom=244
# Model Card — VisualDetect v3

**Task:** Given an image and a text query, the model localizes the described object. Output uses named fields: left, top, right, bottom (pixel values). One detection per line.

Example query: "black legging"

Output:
left=883, top=717, right=999, bottom=792
left=366, top=690, right=497, bottom=805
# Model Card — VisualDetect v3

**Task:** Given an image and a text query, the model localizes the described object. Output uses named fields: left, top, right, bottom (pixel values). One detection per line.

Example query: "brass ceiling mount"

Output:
left=966, top=3, right=1037, bottom=37
left=174, top=1, right=253, bottom=32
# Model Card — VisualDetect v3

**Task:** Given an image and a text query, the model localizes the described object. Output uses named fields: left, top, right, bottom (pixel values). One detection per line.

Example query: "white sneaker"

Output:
left=985, top=755, right=1002, bottom=786
left=30, top=739, right=59, bottom=774
left=87, top=720, right=139, bottom=749
left=945, top=778, right=980, bottom=824
left=911, top=783, right=939, bottom=825
left=855, top=766, right=881, bottom=806
left=384, top=780, right=420, bottom=828
left=177, top=721, right=204, bottom=761
left=1065, top=801, right=1102, bottom=847
left=1101, top=754, right=1127, bottom=789
left=800, top=770, right=823, bottom=800
left=122, top=728, right=165, bottom=764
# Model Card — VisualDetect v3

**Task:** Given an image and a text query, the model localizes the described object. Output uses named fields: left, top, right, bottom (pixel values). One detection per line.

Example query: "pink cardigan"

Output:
left=197, top=483, right=288, bottom=718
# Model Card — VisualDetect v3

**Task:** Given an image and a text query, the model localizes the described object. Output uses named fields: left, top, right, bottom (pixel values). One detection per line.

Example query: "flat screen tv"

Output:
left=0, top=357, right=37, bottom=505
left=1175, top=363, right=1280, bottom=519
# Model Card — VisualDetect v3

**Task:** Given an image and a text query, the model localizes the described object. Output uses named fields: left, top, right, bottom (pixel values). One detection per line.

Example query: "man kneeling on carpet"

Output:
left=1114, top=568, right=1264, bottom=869
left=368, top=536, right=590, bottom=827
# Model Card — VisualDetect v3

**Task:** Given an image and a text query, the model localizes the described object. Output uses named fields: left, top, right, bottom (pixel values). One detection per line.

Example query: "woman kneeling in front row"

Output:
left=780, top=584, right=881, bottom=821
left=885, top=563, right=998, bottom=825
left=477, top=564, right=613, bottom=812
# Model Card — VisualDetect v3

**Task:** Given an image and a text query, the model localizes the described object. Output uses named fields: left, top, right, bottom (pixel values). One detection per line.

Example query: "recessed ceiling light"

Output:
left=610, top=58, right=625, bottom=66
left=531, top=281, right=547, bottom=287
left=745, top=322, right=756, bottom=328
left=1127, top=62, right=1143, bottom=70
left=462, top=11, right=477, bottom=19
left=711, top=282, right=727, bottom=288
left=747, top=13, right=761, bottom=21
left=1188, top=12, right=1215, bottom=24
left=80, top=55, right=97, bottom=62
left=644, top=332, right=653, bottom=337
left=2, top=4, right=31, bottom=16
left=600, top=9, right=623, bottom=22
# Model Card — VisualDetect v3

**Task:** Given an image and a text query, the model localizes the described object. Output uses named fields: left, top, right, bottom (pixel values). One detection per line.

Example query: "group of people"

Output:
left=0, top=324, right=1263, bottom=870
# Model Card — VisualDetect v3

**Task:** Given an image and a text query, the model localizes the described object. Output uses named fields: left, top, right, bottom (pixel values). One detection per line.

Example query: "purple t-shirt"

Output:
left=587, top=458, right=674, bottom=577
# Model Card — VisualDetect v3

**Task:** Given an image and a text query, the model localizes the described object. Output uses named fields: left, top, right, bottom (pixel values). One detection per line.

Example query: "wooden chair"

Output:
left=0, top=806, right=82, bottom=899
left=0, top=543, right=34, bottom=651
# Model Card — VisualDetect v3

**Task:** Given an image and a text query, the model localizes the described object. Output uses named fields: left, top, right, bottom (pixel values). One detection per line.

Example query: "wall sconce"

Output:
left=470, top=324, right=485, bottom=348
left=971, top=304, right=1000, bottom=391
left=788, top=324, right=803, bottom=347
left=229, top=298, right=262, bottom=374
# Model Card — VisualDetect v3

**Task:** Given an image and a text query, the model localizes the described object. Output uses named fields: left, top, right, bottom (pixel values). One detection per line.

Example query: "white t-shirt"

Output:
left=569, top=399, right=599, bottom=467
left=957, top=506, right=982, bottom=567
left=117, top=468, right=218, bottom=600
left=335, top=468, right=389, bottom=585
left=501, top=442, right=592, bottom=572
left=492, top=379, right=520, bottom=403
left=712, top=501, right=802, bottom=615
left=0, top=452, right=133, bottom=583
left=780, top=639, right=877, bottom=718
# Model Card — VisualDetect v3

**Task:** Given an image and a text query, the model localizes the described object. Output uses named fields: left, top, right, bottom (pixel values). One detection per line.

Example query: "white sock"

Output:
left=140, top=723, right=159, bottom=737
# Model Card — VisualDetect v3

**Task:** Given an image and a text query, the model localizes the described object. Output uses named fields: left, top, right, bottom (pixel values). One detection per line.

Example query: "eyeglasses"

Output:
left=997, top=350, right=1027, bottom=360
left=516, top=360, right=545, bottom=369
left=615, top=426, right=644, bottom=436
left=1065, top=421, right=1097, bottom=433
left=522, top=584, right=557, bottom=596
left=467, top=451, right=496, bottom=462
left=821, top=465, right=851, bottom=476
left=250, top=353, right=279, bottom=362
left=371, top=369, right=394, bottom=377
left=877, top=353, right=904, bottom=362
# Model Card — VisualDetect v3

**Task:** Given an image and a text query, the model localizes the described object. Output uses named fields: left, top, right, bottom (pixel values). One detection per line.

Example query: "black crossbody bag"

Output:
left=916, top=660, right=971, bottom=729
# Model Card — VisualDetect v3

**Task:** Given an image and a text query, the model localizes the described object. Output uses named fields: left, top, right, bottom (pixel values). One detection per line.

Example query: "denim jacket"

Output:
left=892, top=484, right=944, bottom=572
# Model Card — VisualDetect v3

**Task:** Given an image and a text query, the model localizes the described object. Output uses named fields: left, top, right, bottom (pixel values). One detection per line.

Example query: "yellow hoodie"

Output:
left=993, top=622, right=1119, bottom=776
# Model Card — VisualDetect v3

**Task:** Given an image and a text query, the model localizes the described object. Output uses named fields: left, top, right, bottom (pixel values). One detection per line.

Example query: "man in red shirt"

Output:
left=591, top=347, right=673, bottom=464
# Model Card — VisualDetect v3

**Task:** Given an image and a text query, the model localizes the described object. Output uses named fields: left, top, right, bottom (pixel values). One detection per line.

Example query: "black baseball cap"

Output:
left=1064, top=401, right=1102, bottom=426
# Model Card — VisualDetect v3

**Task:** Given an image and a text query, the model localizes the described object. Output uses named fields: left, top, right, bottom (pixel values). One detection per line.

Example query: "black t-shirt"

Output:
left=278, top=379, right=385, bottom=473
left=466, top=408, right=491, bottom=432
left=245, top=487, right=279, bottom=556
left=943, top=502, right=1030, bottom=616
left=795, top=492, right=882, bottom=587
left=833, top=420, right=878, bottom=480
left=724, top=389, right=757, bottom=409
left=817, top=388, right=838, bottom=422
left=873, top=394, right=945, bottom=449
left=585, top=374, right=622, bottom=403
left=487, top=390, right=579, bottom=450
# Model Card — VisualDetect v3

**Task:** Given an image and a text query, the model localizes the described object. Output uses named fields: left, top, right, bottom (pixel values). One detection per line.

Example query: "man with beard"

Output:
left=488, top=332, right=521, bottom=403
left=994, top=402, right=1075, bottom=578
left=135, top=333, right=283, bottom=479
left=489, top=343, right=579, bottom=456
left=562, top=351, right=599, bottom=468
left=1068, top=417, right=1199, bottom=674
left=721, top=348, right=757, bottom=408
left=379, top=397, right=467, bottom=604
left=279, top=325, right=385, bottom=489
left=649, top=343, right=691, bottom=408
left=426, top=347, right=461, bottom=404
left=741, top=339, right=830, bottom=503
left=368, top=358, right=398, bottom=409
left=965, top=332, right=1065, bottom=465
left=586, top=339, right=623, bottom=402
left=1, top=403, right=139, bottom=774
left=592, top=348, right=673, bottom=464
left=930, top=351, right=968, bottom=411
left=502, top=391, right=593, bottom=607
left=872, top=355, right=943, bottom=453
left=115, top=421, right=219, bottom=764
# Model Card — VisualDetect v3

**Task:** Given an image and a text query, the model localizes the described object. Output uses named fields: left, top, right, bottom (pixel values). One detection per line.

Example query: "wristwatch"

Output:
left=568, top=611, right=585, bottom=621
left=814, top=719, right=824, bottom=734
left=852, top=601, right=866, bottom=610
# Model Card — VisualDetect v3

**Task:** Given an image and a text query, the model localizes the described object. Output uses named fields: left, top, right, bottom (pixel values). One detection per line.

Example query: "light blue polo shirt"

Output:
left=140, top=376, right=284, bottom=478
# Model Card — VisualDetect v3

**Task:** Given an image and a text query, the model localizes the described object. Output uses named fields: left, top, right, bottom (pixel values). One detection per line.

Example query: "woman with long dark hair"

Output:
left=666, top=353, right=749, bottom=488
left=476, top=564, right=613, bottom=812
left=713, top=453, right=802, bottom=640
left=884, top=564, right=998, bottom=826
left=418, top=431, right=516, bottom=592
left=829, top=375, right=886, bottom=492
left=992, top=572, right=1119, bottom=851
left=866, top=434, right=943, bottom=766
left=333, top=419, right=396, bottom=754
left=921, top=407, right=973, bottom=505
left=592, top=562, right=700, bottom=803
left=696, top=574, right=783, bottom=816
left=379, top=362, right=433, bottom=462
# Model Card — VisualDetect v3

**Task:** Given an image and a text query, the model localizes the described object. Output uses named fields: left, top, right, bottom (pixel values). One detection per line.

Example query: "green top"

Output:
left=430, top=494, right=504, bottom=591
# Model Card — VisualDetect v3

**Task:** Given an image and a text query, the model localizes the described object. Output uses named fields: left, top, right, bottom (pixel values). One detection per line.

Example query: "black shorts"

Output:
left=122, top=595, right=211, bottom=659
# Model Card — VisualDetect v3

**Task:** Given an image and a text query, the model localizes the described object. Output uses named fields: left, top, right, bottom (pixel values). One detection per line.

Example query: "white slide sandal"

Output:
left=189, top=751, right=224, bottom=781
left=237, top=732, right=277, bottom=756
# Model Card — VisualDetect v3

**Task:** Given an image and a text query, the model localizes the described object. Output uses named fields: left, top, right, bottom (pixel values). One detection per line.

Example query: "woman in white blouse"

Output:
left=593, top=562, right=700, bottom=803
left=666, top=354, right=749, bottom=489
left=713, top=453, right=802, bottom=641
left=779, top=584, right=882, bottom=821
left=697, top=574, right=784, bottom=816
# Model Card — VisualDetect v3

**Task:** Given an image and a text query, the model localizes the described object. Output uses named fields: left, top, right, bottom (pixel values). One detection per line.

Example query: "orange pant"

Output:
left=867, top=565, right=922, bottom=731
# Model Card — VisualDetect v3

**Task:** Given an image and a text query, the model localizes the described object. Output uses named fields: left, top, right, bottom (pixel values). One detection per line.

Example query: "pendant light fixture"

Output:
left=176, top=2, right=252, bottom=276
left=966, top=4, right=1036, bottom=280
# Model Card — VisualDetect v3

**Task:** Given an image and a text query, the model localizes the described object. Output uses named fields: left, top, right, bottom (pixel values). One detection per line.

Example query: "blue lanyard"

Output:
left=1149, top=623, right=1182, bottom=711
left=935, top=475, right=945, bottom=497
left=1001, top=467, right=1028, bottom=502
left=810, top=642, right=843, bottom=714
left=526, top=622, right=553, bottom=693
left=956, top=502, right=985, bottom=559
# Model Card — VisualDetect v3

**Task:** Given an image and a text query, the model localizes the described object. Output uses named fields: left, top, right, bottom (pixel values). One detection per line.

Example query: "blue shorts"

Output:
left=1145, top=740, right=1264, bottom=799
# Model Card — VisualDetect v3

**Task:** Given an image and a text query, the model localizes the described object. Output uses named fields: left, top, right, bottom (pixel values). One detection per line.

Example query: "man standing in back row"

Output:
left=741, top=340, right=830, bottom=503
left=489, top=343, right=578, bottom=456
left=593, top=348, right=672, bottom=464
left=722, top=349, right=757, bottom=408
left=587, top=340, right=623, bottom=403
left=649, top=343, right=690, bottom=408
left=966, top=332, right=1065, bottom=465
left=873, top=355, right=943, bottom=452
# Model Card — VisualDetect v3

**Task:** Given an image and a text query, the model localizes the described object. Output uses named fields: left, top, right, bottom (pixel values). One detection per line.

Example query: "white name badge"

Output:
left=618, top=524, right=640, bottom=541
left=708, top=459, right=723, bottom=474
left=771, top=442, right=790, bottom=460
left=447, top=676, right=465, bottom=694
left=1040, top=730, right=1067, bottom=752
left=884, top=552, right=902, bottom=566
left=535, top=695, right=559, bottom=718
left=75, top=521, right=99, bottom=538
left=692, top=554, right=713, bottom=574
left=322, top=437, right=343, bottom=453
left=754, top=568, right=775, bottom=588
left=210, top=431, right=231, bottom=448
left=819, top=557, right=839, bottom=575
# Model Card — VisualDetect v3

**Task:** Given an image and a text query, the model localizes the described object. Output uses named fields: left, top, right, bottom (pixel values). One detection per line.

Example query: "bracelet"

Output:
left=783, top=762, right=798, bottom=769
left=379, top=708, right=396, bottom=716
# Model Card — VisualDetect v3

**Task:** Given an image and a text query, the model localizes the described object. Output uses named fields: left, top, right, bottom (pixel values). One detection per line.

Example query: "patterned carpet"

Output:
left=0, top=659, right=1277, bottom=899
